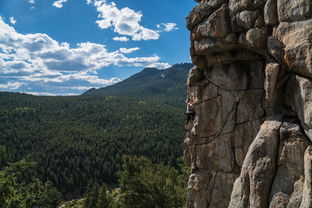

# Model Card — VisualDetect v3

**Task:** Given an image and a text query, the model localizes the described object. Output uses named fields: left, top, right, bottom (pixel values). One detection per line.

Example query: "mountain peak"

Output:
left=83, top=63, right=193, bottom=101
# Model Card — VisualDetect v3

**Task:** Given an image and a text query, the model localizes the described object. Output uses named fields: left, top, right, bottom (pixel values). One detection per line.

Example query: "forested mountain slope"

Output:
left=0, top=63, right=192, bottom=198
left=84, top=63, right=193, bottom=106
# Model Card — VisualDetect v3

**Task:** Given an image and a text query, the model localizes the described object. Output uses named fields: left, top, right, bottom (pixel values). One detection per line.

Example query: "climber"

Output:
left=185, top=97, right=195, bottom=126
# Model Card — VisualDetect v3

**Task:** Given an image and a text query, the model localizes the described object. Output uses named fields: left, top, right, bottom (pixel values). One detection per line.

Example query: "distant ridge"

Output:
left=83, top=63, right=193, bottom=102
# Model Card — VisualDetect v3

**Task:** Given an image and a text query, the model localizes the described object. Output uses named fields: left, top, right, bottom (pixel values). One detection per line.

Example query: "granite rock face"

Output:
left=185, top=0, right=312, bottom=207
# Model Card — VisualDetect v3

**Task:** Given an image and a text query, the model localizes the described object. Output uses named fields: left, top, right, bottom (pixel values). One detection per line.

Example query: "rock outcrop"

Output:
left=184, top=0, right=312, bottom=207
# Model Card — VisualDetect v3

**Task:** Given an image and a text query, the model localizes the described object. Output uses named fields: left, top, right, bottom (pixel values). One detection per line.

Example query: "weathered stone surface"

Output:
left=185, top=0, right=312, bottom=207
left=245, top=28, right=267, bottom=48
left=187, top=0, right=226, bottom=30
left=193, top=38, right=239, bottom=55
left=205, top=61, right=264, bottom=91
left=193, top=96, right=222, bottom=137
left=205, top=49, right=263, bottom=67
left=188, top=170, right=213, bottom=208
left=285, top=76, right=312, bottom=142
left=229, top=118, right=282, bottom=208
left=267, top=36, right=284, bottom=65
left=254, top=15, right=265, bottom=28
left=289, top=179, right=305, bottom=208
left=229, top=0, right=266, bottom=16
left=208, top=172, right=239, bottom=208
left=219, top=89, right=245, bottom=134
left=201, top=83, right=218, bottom=101
left=300, top=146, right=312, bottom=208
left=277, top=0, right=312, bottom=22
left=274, top=20, right=312, bottom=80
left=237, top=90, right=264, bottom=123
left=269, top=122, right=310, bottom=208
left=193, top=38, right=240, bottom=55
left=192, top=4, right=230, bottom=39
left=234, top=119, right=263, bottom=167
left=236, top=10, right=259, bottom=29
left=187, top=66, right=204, bottom=86
left=195, top=134, right=235, bottom=172
left=265, top=62, right=280, bottom=101
left=191, top=55, right=206, bottom=69
left=183, top=137, right=192, bottom=167
left=189, top=82, right=218, bottom=106
left=264, top=0, right=278, bottom=26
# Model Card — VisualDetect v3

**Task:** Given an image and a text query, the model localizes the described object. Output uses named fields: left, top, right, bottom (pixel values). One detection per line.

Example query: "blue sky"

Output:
left=0, top=0, right=196, bottom=95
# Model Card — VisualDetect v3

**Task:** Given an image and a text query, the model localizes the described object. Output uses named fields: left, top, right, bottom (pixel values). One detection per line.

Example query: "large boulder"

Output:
left=274, top=20, right=312, bottom=80
left=277, top=0, right=312, bottom=22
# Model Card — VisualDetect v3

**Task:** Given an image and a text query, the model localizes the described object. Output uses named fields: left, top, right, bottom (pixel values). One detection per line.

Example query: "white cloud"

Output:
left=146, top=62, right=171, bottom=69
left=0, top=17, right=170, bottom=94
left=25, top=91, right=78, bottom=96
left=0, top=81, right=23, bottom=90
left=119, top=47, right=140, bottom=54
left=94, top=0, right=159, bottom=41
left=9, top=17, right=16, bottom=25
left=113, top=36, right=129, bottom=42
left=52, top=0, right=68, bottom=8
left=28, top=0, right=35, bottom=4
left=51, top=0, right=176, bottom=41
left=157, top=23, right=178, bottom=32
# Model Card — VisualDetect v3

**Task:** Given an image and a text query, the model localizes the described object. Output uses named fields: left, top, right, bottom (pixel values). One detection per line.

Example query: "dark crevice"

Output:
left=231, top=126, right=241, bottom=173
left=267, top=26, right=273, bottom=36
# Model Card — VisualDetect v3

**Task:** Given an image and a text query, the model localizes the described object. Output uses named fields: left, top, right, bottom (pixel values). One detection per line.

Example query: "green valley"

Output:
left=0, top=63, right=192, bottom=203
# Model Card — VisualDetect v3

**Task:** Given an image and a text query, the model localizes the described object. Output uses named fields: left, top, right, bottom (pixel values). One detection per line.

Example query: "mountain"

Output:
left=0, top=63, right=193, bottom=199
left=83, top=63, right=193, bottom=105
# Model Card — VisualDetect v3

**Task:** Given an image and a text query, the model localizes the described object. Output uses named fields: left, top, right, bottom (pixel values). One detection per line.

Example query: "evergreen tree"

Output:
left=0, top=146, right=61, bottom=208
left=85, top=179, right=99, bottom=208
left=0, top=92, right=185, bottom=197
left=97, top=184, right=110, bottom=208
left=118, top=155, right=187, bottom=208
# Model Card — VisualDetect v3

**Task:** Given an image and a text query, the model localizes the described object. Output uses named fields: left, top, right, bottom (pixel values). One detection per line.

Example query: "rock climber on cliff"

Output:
left=185, top=97, right=195, bottom=127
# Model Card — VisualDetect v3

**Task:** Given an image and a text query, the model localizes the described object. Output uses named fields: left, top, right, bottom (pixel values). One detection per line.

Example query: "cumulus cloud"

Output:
left=52, top=0, right=91, bottom=7
left=0, top=17, right=170, bottom=94
left=119, top=47, right=140, bottom=54
left=25, top=92, right=79, bottom=96
left=0, top=81, right=23, bottom=90
left=113, top=36, right=129, bottom=42
left=146, top=62, right=171, bottom=69
left=28, top=0, right=35, bottom=4
left=52, top=0, right=68, bottom=8
left=94, top=0, right=159, bottom=41
left=157, top=23, right=178, bottom=32
left=9, top=17, right=16, bottom=25
left=51, top=0, right=177, bottom=41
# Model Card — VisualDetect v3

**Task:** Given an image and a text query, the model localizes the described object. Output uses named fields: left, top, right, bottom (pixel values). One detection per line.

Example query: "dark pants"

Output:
left=185, top=111, right=195, bottom=125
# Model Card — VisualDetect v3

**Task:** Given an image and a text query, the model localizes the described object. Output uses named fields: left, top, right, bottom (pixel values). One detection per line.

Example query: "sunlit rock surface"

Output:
left=185, top=0, right=312, bottom=207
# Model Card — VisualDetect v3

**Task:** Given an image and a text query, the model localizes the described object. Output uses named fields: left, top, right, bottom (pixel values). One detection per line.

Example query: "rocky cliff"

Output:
left=184, top=0, right=312, bottom=207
